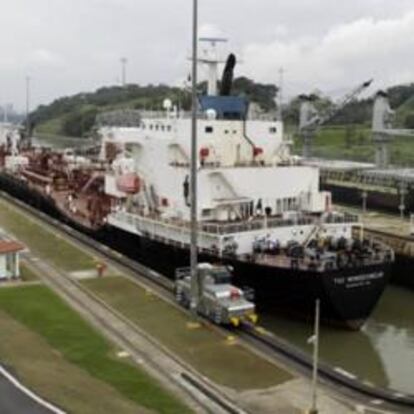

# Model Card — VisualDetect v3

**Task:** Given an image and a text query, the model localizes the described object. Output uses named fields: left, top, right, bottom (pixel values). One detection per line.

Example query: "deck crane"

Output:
left=299, top=79, right=373, bottom=158
left=372, top=90, right=414, bottom=168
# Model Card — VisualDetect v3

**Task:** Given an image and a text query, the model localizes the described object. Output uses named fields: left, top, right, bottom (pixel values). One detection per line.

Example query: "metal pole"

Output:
left=190, top=0, right=199, bottom=314
left=121, top=58, right=127, bottom=86
left=362, top=191, right=368, bottom=215
left=278, top=67, right=284, bottom=121
left=310, top=299, right=320, bottom=414
left=399, top=185, right=406, bottom=220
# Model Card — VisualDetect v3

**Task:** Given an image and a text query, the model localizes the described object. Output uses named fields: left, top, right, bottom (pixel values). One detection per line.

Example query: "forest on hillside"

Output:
left=31, top=78, right=414, bottom=138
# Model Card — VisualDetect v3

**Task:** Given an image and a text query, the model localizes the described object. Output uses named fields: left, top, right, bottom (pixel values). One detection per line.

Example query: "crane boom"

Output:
left=300, top=79, right=373, bottom=131
left=299, top=79, right=373, bottom=158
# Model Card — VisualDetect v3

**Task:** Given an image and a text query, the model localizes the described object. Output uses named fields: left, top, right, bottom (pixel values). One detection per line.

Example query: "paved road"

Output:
left=0, top=366, right=59, bottom=414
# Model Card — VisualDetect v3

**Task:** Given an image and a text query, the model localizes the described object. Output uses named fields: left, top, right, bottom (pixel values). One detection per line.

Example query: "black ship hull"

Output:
left=0, top=172, right=392, bottom=329
left=103, top=226, right=391, bottom=330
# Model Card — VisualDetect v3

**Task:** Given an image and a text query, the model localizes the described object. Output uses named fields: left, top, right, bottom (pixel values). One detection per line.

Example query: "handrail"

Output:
left=112, top=210, right=359, bottom=236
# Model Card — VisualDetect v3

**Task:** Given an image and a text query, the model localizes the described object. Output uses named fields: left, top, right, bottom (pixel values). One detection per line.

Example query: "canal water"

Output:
left=261, top=285, right=414, bottom=394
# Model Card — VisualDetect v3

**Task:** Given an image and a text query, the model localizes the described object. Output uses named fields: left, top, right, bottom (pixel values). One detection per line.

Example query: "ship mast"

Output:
left=198, top=37, right=227, bottom=96
left=190, top=0, right=199, bottom=313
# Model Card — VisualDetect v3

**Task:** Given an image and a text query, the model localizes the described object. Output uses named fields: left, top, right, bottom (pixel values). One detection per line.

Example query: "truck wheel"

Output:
left=182, top=296, right=190, bottom=309
left=213, top=309, right=222, bottom=325
left=175, top=288, right=186, bottom=307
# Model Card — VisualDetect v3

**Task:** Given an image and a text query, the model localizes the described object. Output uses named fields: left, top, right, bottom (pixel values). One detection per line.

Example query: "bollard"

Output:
left=96, top=262, right=107, bottom=278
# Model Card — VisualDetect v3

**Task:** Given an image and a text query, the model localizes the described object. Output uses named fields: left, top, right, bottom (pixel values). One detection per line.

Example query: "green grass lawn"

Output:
left=293, top=124, right=414, bottom=166
left=35, top=116, right=65, bottom=136
left=0, top=199, right=95, bottom=271
left=0, top=308, right=149, bottom=414
left=0, top=284, right=191, bottom=414
left=83, top=276, right=293, bottom=391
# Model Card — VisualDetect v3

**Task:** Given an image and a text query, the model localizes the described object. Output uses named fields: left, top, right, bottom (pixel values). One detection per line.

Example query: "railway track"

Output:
left=2, top=191, right=414, bottom=413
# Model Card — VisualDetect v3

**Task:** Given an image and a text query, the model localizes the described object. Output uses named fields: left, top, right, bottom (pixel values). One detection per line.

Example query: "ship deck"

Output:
left=25, top=179, right=100, bottom=231
left=52, top=190, right=96, bottom=229
left=247, top=253, right=316, bottom=272
left=242, top=249, right=391, bottom=273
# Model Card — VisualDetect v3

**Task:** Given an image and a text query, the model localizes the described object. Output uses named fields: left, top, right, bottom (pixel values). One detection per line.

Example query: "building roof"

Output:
left=0, top=241, right=25, bottom=255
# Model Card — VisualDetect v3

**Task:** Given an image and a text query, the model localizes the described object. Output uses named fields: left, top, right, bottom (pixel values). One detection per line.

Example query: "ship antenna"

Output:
left=198, top=37, right=227, bottom=96
left=190, top=0, right=200, bottom=314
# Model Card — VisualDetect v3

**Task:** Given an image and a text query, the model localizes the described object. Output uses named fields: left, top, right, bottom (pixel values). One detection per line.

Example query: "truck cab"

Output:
left=175, top=263, right=257, bottom=327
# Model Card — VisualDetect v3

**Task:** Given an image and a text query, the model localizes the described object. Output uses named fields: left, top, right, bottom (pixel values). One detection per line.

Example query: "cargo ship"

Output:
left=0, top=43, right=394, bottom=329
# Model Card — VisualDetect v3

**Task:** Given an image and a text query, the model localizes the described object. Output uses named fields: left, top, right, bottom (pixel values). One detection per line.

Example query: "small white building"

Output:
left=0, top=241, right=24, bottom=281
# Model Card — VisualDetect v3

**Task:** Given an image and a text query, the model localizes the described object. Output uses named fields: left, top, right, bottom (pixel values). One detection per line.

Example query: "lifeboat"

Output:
left=116, top=173, right=141, bottom=194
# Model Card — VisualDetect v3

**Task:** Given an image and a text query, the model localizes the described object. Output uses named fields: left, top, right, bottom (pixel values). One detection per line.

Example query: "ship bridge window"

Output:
left=202, top=209, right=212, bottom=218
left=205, top=126, right=213, bottom=133
left=167, top=125, right=172, bottom=132
left=269, top=127, right=277, bottom=134
left=150, top=124, right=153, bottom=130
left=161, top=125, right=165, bottom=131
left=155, top=125, right=159, bottom=131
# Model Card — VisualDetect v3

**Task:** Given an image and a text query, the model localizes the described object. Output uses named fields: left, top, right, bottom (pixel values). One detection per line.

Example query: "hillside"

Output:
left=31, top=79, right=414, bottom=167
left=32, top=78, right=277, bottom=138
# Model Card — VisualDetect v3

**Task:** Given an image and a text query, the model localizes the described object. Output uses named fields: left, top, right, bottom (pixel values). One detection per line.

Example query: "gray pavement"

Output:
left=0, top=366, right=56, bottom=414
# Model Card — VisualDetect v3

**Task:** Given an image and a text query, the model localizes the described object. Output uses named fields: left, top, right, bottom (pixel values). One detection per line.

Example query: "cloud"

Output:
left=1, top=0, right=414, bottom=110
left=241, top=11, right=414, bottom=98
left=199, top=24, right=226, bottom=40
left=27, top=49, right=64, bottom=67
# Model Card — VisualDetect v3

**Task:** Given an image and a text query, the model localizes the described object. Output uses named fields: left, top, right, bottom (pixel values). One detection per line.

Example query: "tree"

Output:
left=62, top=108, right=98, bottom=138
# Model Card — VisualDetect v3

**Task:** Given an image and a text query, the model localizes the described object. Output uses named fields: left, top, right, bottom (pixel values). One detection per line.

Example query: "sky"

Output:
left=1, top=0, right=414, bottom=111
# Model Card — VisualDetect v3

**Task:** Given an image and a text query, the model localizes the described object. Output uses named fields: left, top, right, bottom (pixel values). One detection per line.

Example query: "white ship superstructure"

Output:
left=99, top=46, right=360, bottom=265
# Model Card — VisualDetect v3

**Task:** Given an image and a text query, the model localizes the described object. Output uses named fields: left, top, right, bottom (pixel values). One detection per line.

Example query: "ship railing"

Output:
left=139, top=111, right=280, bottom=123
left=114, top=211, right=220, bottom=247
left=322, top=212, right=359, bottom=225
left=201, top=217, right=315, bottom=235
left=113, top=210, right=359, bottom=237
left=139, top=111, right=195, bottom=120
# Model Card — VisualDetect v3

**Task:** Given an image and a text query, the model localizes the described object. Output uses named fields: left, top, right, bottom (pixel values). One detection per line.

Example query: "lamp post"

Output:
left=25, top=76, right=31, bottom=140
left=189, top=0, right=199, bottom=314
left=120, top=57, right=128, bottom=87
